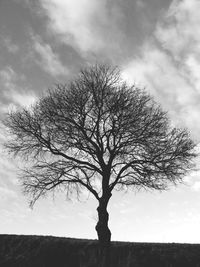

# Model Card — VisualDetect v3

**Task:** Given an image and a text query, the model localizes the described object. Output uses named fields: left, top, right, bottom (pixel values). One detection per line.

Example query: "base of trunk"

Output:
left=95, top=221, right=111, bottom=247
left=95, top=205, right=111, bottom=247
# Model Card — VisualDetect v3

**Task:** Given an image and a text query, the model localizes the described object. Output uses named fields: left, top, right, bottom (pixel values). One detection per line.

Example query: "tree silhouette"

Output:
left=3, top=64, right=196, bottom=253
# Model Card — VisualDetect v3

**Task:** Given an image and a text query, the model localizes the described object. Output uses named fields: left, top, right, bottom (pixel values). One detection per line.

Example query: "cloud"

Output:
left=136, top=0, right=146, bottom=9
left=155, top=0, right=200, bottom=92
left=0, top=35, right=19, bottom=53
left=38, top=0, right=107, bottom=53
left=0, top=66, right=37, bottom=112
left=191, top=181, right=200, bottom=192
left=123, top=0, right=200, bottom=140
left=37, top=0, right=126, bottom=61
left=36, top=0, right=172, bottom=66
left=31, top=34, right=68, bottom=76
left=156, top=0, right=200, bottom=59
left=0, top=186, right=17, bottom=201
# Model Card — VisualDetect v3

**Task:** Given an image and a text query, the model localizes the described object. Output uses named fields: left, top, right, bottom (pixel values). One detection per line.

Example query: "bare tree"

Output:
left=3, top=64, right=196, bottom=250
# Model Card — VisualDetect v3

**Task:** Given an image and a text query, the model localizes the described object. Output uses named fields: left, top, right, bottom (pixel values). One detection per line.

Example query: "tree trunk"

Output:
left=95, top=193, right=112, bottom=267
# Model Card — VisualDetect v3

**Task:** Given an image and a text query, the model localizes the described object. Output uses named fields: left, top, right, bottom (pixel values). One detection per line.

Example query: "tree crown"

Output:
left=3, top=64, right=196, bottom=206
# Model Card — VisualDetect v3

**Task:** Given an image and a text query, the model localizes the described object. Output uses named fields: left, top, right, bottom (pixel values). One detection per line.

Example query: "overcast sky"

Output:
left=1, top=0, right=200, bottom=243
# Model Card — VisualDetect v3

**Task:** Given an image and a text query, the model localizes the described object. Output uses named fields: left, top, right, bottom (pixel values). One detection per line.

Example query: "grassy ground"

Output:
left=0, top=234, right=200, bottom=266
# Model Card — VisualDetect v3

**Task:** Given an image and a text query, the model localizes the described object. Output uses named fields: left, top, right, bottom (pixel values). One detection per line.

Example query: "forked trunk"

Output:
left=95, top=194, right=112, bottom=267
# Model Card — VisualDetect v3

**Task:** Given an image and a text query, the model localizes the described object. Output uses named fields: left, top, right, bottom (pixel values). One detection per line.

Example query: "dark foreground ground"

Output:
left=0, top=234, right=200, bottom=267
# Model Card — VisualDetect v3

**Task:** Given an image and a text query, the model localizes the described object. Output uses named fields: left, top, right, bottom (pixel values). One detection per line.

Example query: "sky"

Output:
left=1, top=0, right=200, bottom=244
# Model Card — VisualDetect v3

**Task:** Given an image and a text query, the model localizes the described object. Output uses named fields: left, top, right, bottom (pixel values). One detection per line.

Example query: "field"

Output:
left=0, top=234, right=200, bottom=266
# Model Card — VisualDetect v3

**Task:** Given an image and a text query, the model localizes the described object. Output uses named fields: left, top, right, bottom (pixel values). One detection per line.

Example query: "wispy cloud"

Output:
left=37, top=0, right=126, bottom=61
left=0, top=186, right=18, bottom=201
left=123, top=0, right=200, bottom=140
left=156, top=0, right=200, bottom=92
left=136, top=0, right=146, bottom=9
left=0, top=66, right=36, bottom=112
left=156, top=0, right=200, bottom=58
left=38, top=0, right=106, bottom=53
left=0, top=35, right=19, bottom=53
left=31, top=34, right=68, bottom=76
